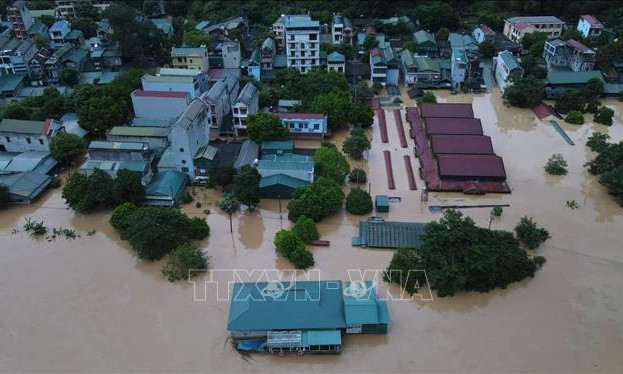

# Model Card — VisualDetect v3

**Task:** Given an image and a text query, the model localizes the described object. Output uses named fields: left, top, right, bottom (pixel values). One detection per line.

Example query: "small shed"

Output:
left=375, top=195, right=390, bottom=212
left=352, top=220, right=426, bottom=249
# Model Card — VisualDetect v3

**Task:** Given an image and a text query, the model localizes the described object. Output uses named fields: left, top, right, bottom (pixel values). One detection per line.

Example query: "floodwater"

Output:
left=1, top=89, right=623, bottom=372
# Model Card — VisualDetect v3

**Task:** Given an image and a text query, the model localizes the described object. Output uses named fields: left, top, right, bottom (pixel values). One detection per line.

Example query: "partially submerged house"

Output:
left=503, top=16, right=564, bottom=43
left=0, top=118, right=64, bottom=152
left=544, top=70, right=604, bottom=97
left=275, top=113, right=328, bottom=139
left=352, top=220, right=426, bottom=248
left=412, top=30, right=437, bottom=56
left=143, top=170, right=188, bottom=206
left=494, top=50, right=523, bottom=93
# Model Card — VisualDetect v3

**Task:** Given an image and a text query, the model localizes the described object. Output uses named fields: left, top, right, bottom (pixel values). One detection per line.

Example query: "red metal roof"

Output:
left=276, top=112, right=325, bottom=120
left=424, top=117, right=483, bottom=135
left=430, top=135, right=493, bottom=155
left=566, top=39, right=592, bottom=53
left=419, top=103, right=474, bottom=118
left=133, top=90, right=189, bottom=98
left=582, top=15, right=602, bottom=27
left=514, top=22, right=532, bottom=31
left=437, top=154, right=507, bottom=180
left=208, top=68, right=223, bottom=79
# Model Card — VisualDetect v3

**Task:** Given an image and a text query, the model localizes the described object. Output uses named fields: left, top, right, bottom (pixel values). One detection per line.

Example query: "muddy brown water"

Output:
left=1, top=89, right=623, bottom=372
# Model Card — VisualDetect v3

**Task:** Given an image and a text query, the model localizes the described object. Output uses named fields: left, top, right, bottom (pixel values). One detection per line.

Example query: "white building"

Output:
left=451, top=48, right=467, bottom=88
left=141, top=68, right=209, bottom=98
left=503, top=16, right=564, bottom=43
left=327, top=51, right=345, bottom=73
left=222, top=40, right=241, bottom=69
left=577, top=15, right=603, bottom=39
left=331, top=14, right=352, bottom=45
left=284, top=15, right=320, bottom=74
left=130, top=90, right=191, bottom=122
left=273, top=14, right=309, bottom=48
left=232, top=82, right=259, bottom=134
left=55, top=0, right=111, bottom=18
left=159, top=98, right=210, bottom=178
left=202, top=75, right=239, bottom=130
left=495, top=50, right=523, bottom=93
left=0, top=118, right=64, bottom=152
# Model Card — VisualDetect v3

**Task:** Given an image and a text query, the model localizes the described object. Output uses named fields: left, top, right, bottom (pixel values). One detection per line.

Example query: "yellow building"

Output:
left=171, top=46, right=208, bottom=72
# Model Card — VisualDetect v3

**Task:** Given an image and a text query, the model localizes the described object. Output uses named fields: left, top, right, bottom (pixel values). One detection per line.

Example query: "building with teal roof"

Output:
left=228, top=280, right=389, bottom=354
left=327, top=51, right=345, bottom=73
left=143, top=170, right=188, bottom=206
left=258, top=154, right=314, bottom=183
left=413, top=30, right=438, bottom=56
left=259, top=173, right=310, bottom=198
left=544, top=69, right=604, bottom=97
left=260, top=140, right=294, bottom=156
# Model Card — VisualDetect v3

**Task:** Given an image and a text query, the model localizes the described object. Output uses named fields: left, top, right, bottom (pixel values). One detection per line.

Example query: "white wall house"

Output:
left=577, top=15, right=603, bottom=38
left=222, top=40, right=241, bottom=69
left=233, top=82, right=259, bottom=134
left=203, top=80, right=231, bottom=130
left=495, top=50, right=523, bottom=93
left=131, top=90, right=191, bottom=122
left=0, top=118, right=64, bottom=152
left=284, top=15, right=320, bottom=74
left=503, top=16, right=564, bottom=43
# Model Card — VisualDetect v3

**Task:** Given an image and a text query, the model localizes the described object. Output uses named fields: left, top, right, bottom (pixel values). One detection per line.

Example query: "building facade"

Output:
left=171, top=47, right=208, bottom=71
left=0, top=118, right=64, bottom=152
left=503, top=16, right=564, bottom=43
left=495, top=50, right=523, bottom=93
left=276, top=112, right=328, bottom=138
left=232, top=82, right=259, bottom=133
left=577, top=15, right=603, bottom=39
left=7, top=1, right=34, bottom=40
left=284, top=15, right=320, bottom=74
left=131, top=90, right=191, bottom=122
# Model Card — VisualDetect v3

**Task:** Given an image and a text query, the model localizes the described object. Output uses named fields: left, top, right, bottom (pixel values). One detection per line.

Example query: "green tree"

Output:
left=36, top=14, right=56, bottom=28
left=599, top=165, right=623, bottom=206
left=435, top=27, right=450, bottom=41
left=77, top=96, right=127, bottom=137
left=489, top=206, right=503, bottom=229
left=71, top=17, right=97, bottom=38
left=348, top=167, right=367, bottom=184
left=584, top=77, right=604, bottom=99
left=49, top=133, right=86, bottom=163
left=503, top=74, right=545, bottom=108
left=287, top=177, right=345, bottom=222
left=310, top=91, right=351, bottom=130
left=350, top=102, right=374, bottom=129
left=522, top=32, right=547, bottom=57
left=59, top=69, right=79, bottom=87
left=109, top=202, right=137, bottom=236
left=478, top=40, right=496, bottom=58
left=345, top=188, right=373, bottom=215
left=403, top=41, right=418, bottom=53
left=162, top=243, right=208, bottom=282
left=233, top=165, right=260, bottom=209
left=514, top=216, right=550, bottom=249
left=1, top=101, right=31, bottom=120
left=554, top=92, right=586, bottom=114
left=363, top=35, right=379, bottom=51
left=274, top=229, right=314, bottom=269
left=544, top=154, right=568, bottom=175
left=246, top=113, right=289, bottom=143
left=561, top=29, right=584, bottom=41
left=34, top=34, right=49, bottom=48
left=564, top=110, right=585, bottom=125
left=313, top=143, right=350, bottom=184
left=594, top=106, right=615, bottom=126
left=183, top=30, right=209, bottom=47
left=417, top=2, right=459, bottom=32
left=114, top=169, right=146, bottom=205
left=207, top=166, right=236, bottom=190
left=292, top=215, right=319, bottom=244
left=352, top=81, right=374, bottom=104
left=0, top=184, right=9, bottom=209
left=219, top=192, right=240, bottom=233
left=419, top=92, right=437, bottom=103
left=342, top=128, right=370, bottom=160
left=110, top=205, right=209, bottom=260
left=382, top=248, right=425, bottom=295
left=586, top=132, right=610, bottom=153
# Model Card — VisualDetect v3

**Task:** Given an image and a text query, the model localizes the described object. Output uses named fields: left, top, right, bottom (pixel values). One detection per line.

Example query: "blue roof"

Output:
left=195, top=20, right=210, bottom=31
left=344, top=281, right=390, bottom=325
left=259, top=173, right=310, bottom=189
left=227, top=281, right=347, bottom=332
left=261, top=140, right=294, bottom=152
left=353, top=220, right=426, bottom=248
left=145, top=170, right=187, bottom=198
left=50, top=20, right=69, bottom=32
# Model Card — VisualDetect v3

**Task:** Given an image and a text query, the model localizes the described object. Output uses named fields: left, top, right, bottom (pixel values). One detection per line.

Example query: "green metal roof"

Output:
left=498, top=50, right=520, bottom=71
left=227, top=281, right=347, bottom=332
left=0, top=74, right=26, bottom=92
left=258, top=155, right=313, bottom=172
left=414, top=56, right=440, bottom=72
left=261, top=140, right=294, bottom=152
left=413, top=30, right=436, bottom=46
left=0, top=119, right=47, bottom=135
left=0, top=172, right=51, bottom=201
left=343, top=281, right=389, bottom=326
left=546, top=70, right=603, bottom=85
left=109, top=126, right=169, bottom=138
left=401, top=49, right=415, bottom=68
left=145, top=170, right=187, bottom=198
left=327, top=51, right=345, bottom=63
left=303, top=330, right=342, bottom=346
left=2, top=151, right=53, bottom=173
left=194, top=144, right=218, bottom=160
left=88, top=141, right=146, bottom=151
left=259, top=173, right=309, bottom=189
left=353, top=220, right=426, bottom=249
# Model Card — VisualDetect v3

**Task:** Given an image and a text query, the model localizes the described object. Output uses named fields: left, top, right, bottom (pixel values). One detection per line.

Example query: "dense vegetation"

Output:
left=544, top=154, right=568, bottom=175
left=313, top=143, right=350, bottom=184
left=348, top=168, right=367, bottom=184
left=162, top=243, right=208, bottom=282
left=62, top=169, right=145, bottom=213
left=232, top=165, right=261, bottom=209
left=564, top=111, right=584, bottom=125
left=246, top=113, right=289, bottom=143
left=274, top=229, right=314, bottom=269
left=291, top=215, right=320, bottom=244
left=514, top=216, right=551, bottom=249
left=287, top=177, right=345, bottom=222
left=345, top=188, right=373, bottom=215
left=110, top=203, right=209, bottom=261
left=586, top=133, right=623, bottom=206
left=49, top=133, right=87, bottom=164
left=384, top=210, right=547, bottom=297
left=342, top=128, right=371, bottom=160
left=503, top=74, right=545, bottom=108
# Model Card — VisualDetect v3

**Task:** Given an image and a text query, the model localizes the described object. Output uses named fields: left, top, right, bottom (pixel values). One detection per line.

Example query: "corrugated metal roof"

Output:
left=413, top=30, right=436, bottom=46
left=425, top=118, right=483, bottom=135
left=258, top=156, right=313, bottom=172
left=109, top=126, right=169, bottom=138
left=0, top=119, right=47, bottom=135
left=89, top=141, right=147, bottom=151
left=193, top=144, right=218, bottom=160
left=132, top=90, right=189, bottom=98
left=546, top=70, right=603, bottom=85
left=581, top=15, right=602, bottom=27
left=261, top=140, right=294, bottom=152
left=145, top=170, right=187, bottom=197
left=259, top=173, right=309, bottom=188
left=420, top=103, right=474, bottom=118
left=327, top=51, right=345, bottom=63
left=0, top=171, right=51, bottom=200
left=236, top=82, right=257, bottom=105
left=507, top=16, right=564, bottom=24
left=498, top=50, right=520, bottom=71
left=276, top=113, right=325, bottom=120
left=0, top=151, right=54, bottom=174
left=233, top=139, right=259, bottom=169
left=344, top=281, right=387, bottom=325
left=171, top=47, right=206, bottom=56
left=303, top=330, right=342, bottom=346
left=355, top=220, right=426, bottom=249
left=227, top=281, right=347, bottom=332
left=437, top=154, right=507, bottom=179
left=430, top=135, right=493, bottom=155
left=414, top=56, right=440, bottom=72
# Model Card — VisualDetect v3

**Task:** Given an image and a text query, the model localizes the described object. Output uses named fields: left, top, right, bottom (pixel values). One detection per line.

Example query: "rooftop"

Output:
left=353, top=220, right=426, bottom=249
left=437, top=154, right=507, bottom=179
left=546, top=70, right=603, bottom=85
left=507, top=16, right=564, bottom=24
left=430, top=135, right=494, bottom=155
left=50, top=20, right=69, bottom=32
left=424, top=118, right=483, bottom=135
left=327, top=51, right=345, bottom=63
left=145, top=170, right=187, bottom=199
left=566, top=39, right=593, bottom=54
left=581, top=15, right=603, bottom=28
left=276, top=113, right=325, bottom=120
left=259, top=173, right=309, bottom=189
left=108, top=126, right=170, bottom=138
left=88, top=141, right=147, bottom=151
left=420, top=103, right=474, bottom=118
left=132, top=90, right=189, bottom=99
left=171, top=46, right=207, bottom=56
left=0, top=118, right=53, bottom=135
left=498, top=50, right=521, bottom=71
left=413, top=30, right=436, bottom=45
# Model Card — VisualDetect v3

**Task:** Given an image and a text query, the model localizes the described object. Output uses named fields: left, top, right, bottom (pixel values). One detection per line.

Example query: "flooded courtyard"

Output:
left=1, top=89, right=623, bottom=372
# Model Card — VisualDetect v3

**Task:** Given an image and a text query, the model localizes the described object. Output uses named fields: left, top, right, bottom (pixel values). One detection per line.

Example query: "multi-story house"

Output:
left=370, top=47, right=399, bottom=86
left=171, top=46, right=208, bottom=71
left=0, top=118, right=65, bottom=152
left=261, top=37, right=275, bottom=70
left=0, top=38, right=37, bottom=76
left=412, top=30, right=438, bottom=56
left=131, top=90, right=191, bottom=122
left=43, top=44, right=73, bottom=84
left=503, top=16, right=564, bottom=43
left=275, top=113, right=328, bottom=139
left=158, top=98, right=210, bottom=178
left=7, top=0, right=34, bottom=40
left=232, top=82, right=258, bottom=134
left=494, top=50, right=523, bottom=93
left=332, top=14, right=353, bottom=45
left=327, top=51, right=345, bottom=73
left=272, top=14, right=302, bottom=49
left=401, top=51, right=442, bottom=87
left=55, top=0, right=111, bottom=18
left=577, top=15, right=603, bottom=39
left=284, top=15, right=320, bottom=74
left=203, top=80, right=232, bottom=130
left=82, top=140, right=153, bottom=185
left=543, top=38, right=595, bottom=72
left=141, top=68, right=209, bottom=98
left=473, top=24, right=496, bottom=44
left=96, top=18, right=113, bottom=45
left=451, top=48, right=467, bottom=88
left=49, top=20, right=71, bottom=49
left=221, top=40, right=241, bottom=69
left=27, top=47, right=51, bottom=84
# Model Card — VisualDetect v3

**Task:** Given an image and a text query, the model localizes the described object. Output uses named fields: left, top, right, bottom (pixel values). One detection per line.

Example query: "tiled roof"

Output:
left=581, top=15, right=602, bottom=27
left=566, top=39, right=593, bottom=53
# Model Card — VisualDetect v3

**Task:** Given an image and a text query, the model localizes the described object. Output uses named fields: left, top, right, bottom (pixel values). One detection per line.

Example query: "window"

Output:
left=5, top=136, right=9, bottom=142
left=182, top=159, right=186, bottom=164
left=26, top=137, right=31, bottom=144
left=189, top=59, right=193, bottom=63
left=39, top=139, right=44, bottom=145
left=300, top=43, right=305, bottom=49
left=309, top=33, right=317, bottom=41
left=290, top=35, right=294, bottom=41
left=179, top=148, right=184, bottom=152
left=181, top=167, right=189, bottom=173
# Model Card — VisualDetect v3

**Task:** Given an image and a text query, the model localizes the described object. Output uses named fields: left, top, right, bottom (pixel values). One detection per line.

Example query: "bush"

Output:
left=109, top=205, right=210, bottom=260
left=342, top=128, right=371, bottom=160
left=180, top=191, right=193, bottom=204
left=348, top=168, right=367, bottom=184
left=594, top=106, right=614, bottom=126
left=586, top=132, right=610, bottom=153
left=346, top=188, right=373, bottom=215
left=544, top=154, right=568, bottom=175
left=287, top=177, right=345, bottom=222
left=162, top=243, right=208, bottom=282
left=274, top=229, right=314, bottom=269
left=419, top=92, right=437, bottom=103
left=599, top=165, right=623, bottom=206
left=292, top=215, right=319, bottom=244
left=514, top=216, right=550, bottom=249
left=564, top=110, right=584, bottom=125
left=554, top=92, right=586, bottom=114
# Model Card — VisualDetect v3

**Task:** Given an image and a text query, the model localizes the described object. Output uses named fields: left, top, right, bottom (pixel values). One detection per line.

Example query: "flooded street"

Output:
left=1, top=89, right=623, bottom=372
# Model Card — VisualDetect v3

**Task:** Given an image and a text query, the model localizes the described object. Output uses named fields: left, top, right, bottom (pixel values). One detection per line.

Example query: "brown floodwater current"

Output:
left=1, top=89, right=622, bottom=372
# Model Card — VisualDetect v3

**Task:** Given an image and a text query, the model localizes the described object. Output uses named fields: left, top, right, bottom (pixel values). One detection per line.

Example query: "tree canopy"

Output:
left=162, top=243, right=208, bottom=282
left=586, top=133, right=623, bottom=206
left=49, top=133, right=86, bottom=163
left=233, top=165, right=261, bottom=209
left=246, top=113, right=289, bottom=143
left=342, top=128, right=371, bottom=160
left=503, top=74, right=545, bottom=108
left=345, top=188, right=373, bottom=215
left=62, top=169, right=145, bottom=212
left=291, top=215, right=320, bottom=244
left=313, top=143, right=350, bottom=184
left=287, top=177, right=344, bottom=222
left=274, top=229, right=314, bottom=269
